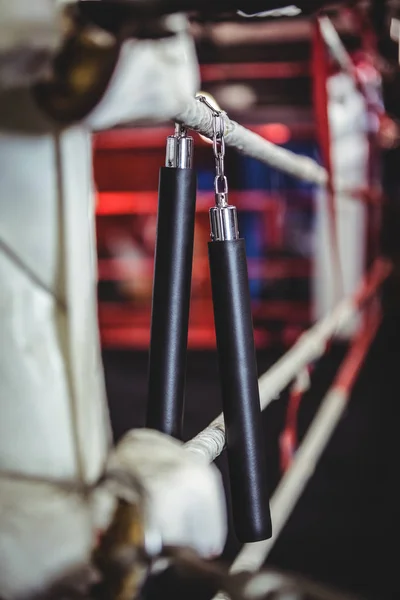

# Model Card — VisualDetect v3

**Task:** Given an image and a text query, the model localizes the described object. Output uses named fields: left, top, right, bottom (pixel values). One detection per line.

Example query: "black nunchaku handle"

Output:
left=146, top=167, right=197, bottom=439
left=208, top=239, right=272, bottom=542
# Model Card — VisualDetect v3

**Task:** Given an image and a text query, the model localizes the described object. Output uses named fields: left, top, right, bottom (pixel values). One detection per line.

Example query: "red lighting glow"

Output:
left=259, top=123, right=291, bottom=145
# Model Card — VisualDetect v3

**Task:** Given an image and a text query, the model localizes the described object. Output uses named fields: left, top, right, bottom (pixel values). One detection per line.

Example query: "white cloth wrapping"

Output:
left=0, top=6, right=206, bottom=598
left=107, top=429, right=227, bottom=559
left=0, top=91, right=111, bottom=597
left=87, top=14, right=200, bottom=130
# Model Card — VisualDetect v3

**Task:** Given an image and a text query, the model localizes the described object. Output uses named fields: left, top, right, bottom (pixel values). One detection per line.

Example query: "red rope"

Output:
left=333, top=301, right=381, bottom=394
left=279, top=365, right=313, bottom=472
left=279, top=305, right=382, bottom=474
left=280, top=14, right=388, bottom=475
left=279, top=257, right=391, bottom=473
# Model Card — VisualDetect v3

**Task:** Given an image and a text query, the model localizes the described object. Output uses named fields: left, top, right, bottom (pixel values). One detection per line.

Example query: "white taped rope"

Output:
left=318, top=16, right=355, bottom=76
left=184, top=417, right=226, bottom=463
left=174, top=97, right=328, bottom=186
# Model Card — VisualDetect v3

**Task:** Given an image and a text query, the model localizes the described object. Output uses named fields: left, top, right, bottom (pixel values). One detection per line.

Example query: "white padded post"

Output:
left=313, top=72, right=369, bottom=338
left=0, top=10, right=201, bottom=597
left=0, top=89, right=111, bottom=599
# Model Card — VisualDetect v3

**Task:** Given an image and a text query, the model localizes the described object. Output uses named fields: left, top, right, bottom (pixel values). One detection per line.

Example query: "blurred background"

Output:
left=93, top=6, right=399, bottom=600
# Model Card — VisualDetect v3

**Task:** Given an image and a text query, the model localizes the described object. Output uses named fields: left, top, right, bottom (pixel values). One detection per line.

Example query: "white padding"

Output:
left=0, top=91, right=110, bottom=598
left=87, top=14, right=200, bottom=131
left=108, top=429, right=228, bottom=559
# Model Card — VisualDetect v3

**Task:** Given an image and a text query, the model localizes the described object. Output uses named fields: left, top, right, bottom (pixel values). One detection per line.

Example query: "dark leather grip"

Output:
left=208, top=238, right=272, bottom=542
left=146, top=167, right=197, bottom=439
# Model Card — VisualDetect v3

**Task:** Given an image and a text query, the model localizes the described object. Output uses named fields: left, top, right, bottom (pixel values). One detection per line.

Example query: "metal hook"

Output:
left=196, top=94, right=225, bottom=141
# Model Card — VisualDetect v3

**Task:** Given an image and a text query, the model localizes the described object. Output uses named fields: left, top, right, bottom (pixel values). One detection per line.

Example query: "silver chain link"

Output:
left=197, top=96, right=228, bottom=200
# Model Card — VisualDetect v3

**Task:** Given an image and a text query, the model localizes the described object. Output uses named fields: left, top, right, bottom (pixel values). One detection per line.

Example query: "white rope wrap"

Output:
left=318, top=16, right=354, bottom=75
left=175, top=97, right=328, bottom=186
left=184, top=418, right=226, bottom=464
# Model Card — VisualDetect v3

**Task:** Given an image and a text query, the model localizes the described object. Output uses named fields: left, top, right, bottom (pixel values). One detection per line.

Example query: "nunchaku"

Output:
left=146, top=98, right=272, bottom=542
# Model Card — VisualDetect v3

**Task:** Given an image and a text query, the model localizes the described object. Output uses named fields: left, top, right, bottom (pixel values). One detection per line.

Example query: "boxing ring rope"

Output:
left=221, top=302, right=382, bottom=584
left=318, top=14, right=384, bottom=117
left=174, top=17, right=383, bottom=194
left=184, top=257, right=390, bottom=464
left=318, top=16, right=356, bottom=76
left=174, top=97, right=328, bottom=186
left=184, top=258, right=390, bottom=594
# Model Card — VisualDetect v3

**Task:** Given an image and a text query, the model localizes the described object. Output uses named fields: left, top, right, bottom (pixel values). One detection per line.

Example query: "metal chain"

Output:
left=197, top=96, right=228, bottom=199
